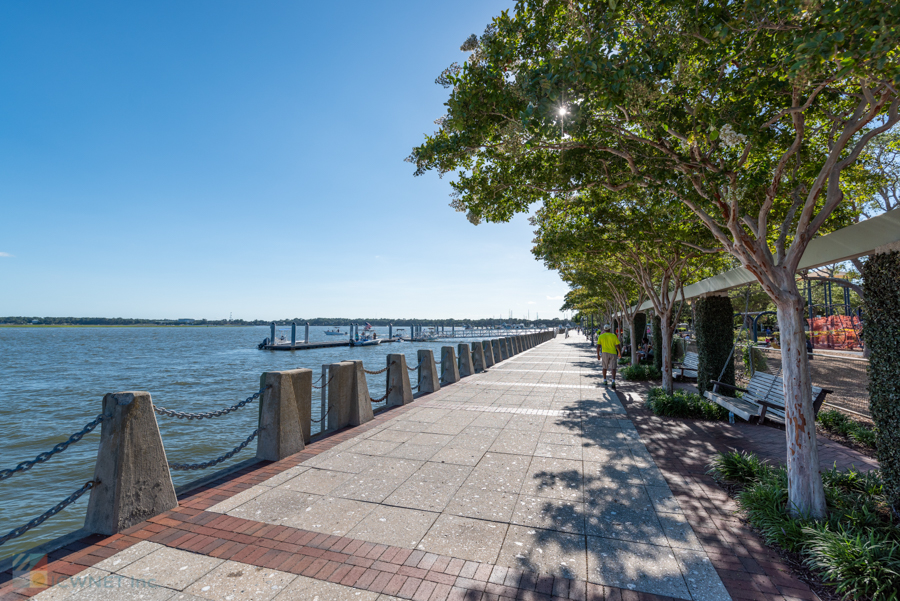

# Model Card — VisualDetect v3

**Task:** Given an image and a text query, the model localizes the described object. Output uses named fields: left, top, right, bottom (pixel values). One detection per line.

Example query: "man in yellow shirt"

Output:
left=596, top=324, right=622, bottom=389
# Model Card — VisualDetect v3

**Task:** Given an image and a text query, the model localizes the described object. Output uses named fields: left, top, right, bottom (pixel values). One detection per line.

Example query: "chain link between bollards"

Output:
left=0, top=416, right=104, bottom=481
left=167, top=429, right=259, bottom=471
left=153, top=387, right=269, bottom=420
left=0, top=481, right=96, bottom=547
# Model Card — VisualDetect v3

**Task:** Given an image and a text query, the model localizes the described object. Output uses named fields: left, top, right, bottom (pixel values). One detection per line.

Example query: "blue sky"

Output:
left=0, top=1, right=569, bottom=321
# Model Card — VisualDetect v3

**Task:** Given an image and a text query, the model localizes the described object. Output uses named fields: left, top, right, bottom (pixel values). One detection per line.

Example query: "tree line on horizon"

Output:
left=0, top=316, right=567, bottom=327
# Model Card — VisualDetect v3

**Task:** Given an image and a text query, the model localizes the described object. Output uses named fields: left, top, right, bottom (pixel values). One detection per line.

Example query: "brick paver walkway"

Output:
left=2, top=334, right=869, bottom=601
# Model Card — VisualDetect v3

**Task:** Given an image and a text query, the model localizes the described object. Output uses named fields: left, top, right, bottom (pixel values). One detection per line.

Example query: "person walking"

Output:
left=597, top=324, right=622, bottom=389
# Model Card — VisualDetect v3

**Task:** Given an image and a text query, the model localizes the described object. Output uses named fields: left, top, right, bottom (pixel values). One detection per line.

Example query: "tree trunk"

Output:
left=630, top=320, right=639, bottom=366
left=775, top=286, right=827, bottom=519
left=660, top=312, right=675, bottom=395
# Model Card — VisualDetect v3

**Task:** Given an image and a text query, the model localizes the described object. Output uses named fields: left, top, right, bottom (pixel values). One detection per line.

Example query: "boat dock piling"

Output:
left=260, top=323, right=553, bottom=350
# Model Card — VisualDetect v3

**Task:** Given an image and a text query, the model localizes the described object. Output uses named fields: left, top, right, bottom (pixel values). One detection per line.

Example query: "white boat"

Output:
left=350, top=331, right=381, bottom=346
left=324, top=327, right=345, bottom=336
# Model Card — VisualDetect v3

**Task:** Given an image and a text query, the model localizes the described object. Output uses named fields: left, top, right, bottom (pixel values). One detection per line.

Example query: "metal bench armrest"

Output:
left=710, top=381, right=749, bottom=394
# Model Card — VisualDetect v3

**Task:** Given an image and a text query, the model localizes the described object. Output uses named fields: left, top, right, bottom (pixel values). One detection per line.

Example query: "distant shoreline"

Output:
left=0, top=324, right=254, bottom=328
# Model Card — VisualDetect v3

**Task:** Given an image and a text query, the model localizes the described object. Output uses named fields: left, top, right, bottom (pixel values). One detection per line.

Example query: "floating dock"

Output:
left=261, top=339, right=400, bottom=351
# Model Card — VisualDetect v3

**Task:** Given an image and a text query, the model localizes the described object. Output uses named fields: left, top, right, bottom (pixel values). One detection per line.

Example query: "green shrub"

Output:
left=817, top=409, right=877, bottom=450
left=617, top=356, right=630, bottom=366
left=819, top=409, right=852, bottom=436
left=804, top=526, right=900, bottom=601
left=648, top=387, right=728, bottom=420
left=851, top=427, right=878, bottom=448
left=708, top=450, right=773, bottom=484
left=711, top=450, right=900, bottom=600
left=621, top=364, right=661, bottom=381
left=862, top=250, right=900, bottom=510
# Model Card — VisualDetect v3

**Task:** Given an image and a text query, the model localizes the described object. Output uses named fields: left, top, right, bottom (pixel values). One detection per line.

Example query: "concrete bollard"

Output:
left=458, top=343, right=474, bottom=377
left=417, top=349, right=440, bottom=394
left=482, top=340, right=495, bottom=368
left=386, top=354, right=414, bottom=406
left=504, top=337, right=513, bottom=357
left=84, top=392, right=178, bottom=535
left=441, top=346, right=460, bottom=384
left=257, top=369, right=310, bottom=460
left=471, top=341, right=486, bottom=373
left=513, top=336, right=520, bottom=354
left=492, top=338, right=509, bottom=361
left=327, top=361, right=375, bottom=430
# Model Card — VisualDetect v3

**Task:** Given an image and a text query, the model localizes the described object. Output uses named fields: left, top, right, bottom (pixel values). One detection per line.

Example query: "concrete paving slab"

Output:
left=417, top=514, right=508, bottom=564
left=385, top=443, right=440, bottom=461
left=504, top=415, right=547, bottom=431
left=657, top=512, right=704, bottom=550
left=411, top=461, right=472, bottom=486
left=586, top=537, right=690, bottom=599
left=488, top=430, right=540, bottom=455
left=534, top=442, right=581, bottom=461
left=520, top=457, right=582, bottom=502
left=330, top=474, right=407, bottom=503
left=366, top=429, right=418, bottom=443
left=66, top=581, right=176, bottom=601
left=226, top=488, right=321, bottom=524
left=183, top=561, right=295, bottom=600
left=92, top=541, right=163, bottom=572
left=349, top=439, right=402, bottom=456
left=346, top=504, right=439, bottom=548
left=406, top=433, right=455, bottom=447
left=382, top=479, right=459, bottom=512
left=582, top=459, right=644, bottom=485
left=259, top=465, right=310, bottom=488
left=301, top=452, right=376, bottom=473
left=281, top=496, right=375, bottom=535
left=358, top=457, right=424, bottom=480
left=512, top=495, right=585, bottom=534
left=495, top=524, right=587, bottom=580
left=428, top=444, right=486, bottom=466
left=117, top=547, right=223, bottom=591
left=278, top=468, right=353, bottom=494
left=443, top=488, right=518, bottom=522
left=384, top=420, right=431, bottom=433
left=646, top=485, right=682, bottom=514
left=274, top=575, right=379, bottom=600
left=673, top=548, right=731, bottom=601
left=584, top=505, right=666, bottom=545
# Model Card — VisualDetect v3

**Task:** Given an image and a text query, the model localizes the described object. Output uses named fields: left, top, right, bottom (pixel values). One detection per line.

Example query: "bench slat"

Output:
left=703, top=391, right=762, bottom=421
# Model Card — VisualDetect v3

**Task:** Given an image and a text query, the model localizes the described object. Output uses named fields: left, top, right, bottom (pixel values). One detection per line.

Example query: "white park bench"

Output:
left=673, top=351, right=699, bottom=380
left=704, top=371, right=832, bottom=425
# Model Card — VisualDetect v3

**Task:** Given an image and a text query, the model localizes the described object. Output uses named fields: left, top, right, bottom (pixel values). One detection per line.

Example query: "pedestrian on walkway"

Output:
left=597, top=324, right=622, bottom=389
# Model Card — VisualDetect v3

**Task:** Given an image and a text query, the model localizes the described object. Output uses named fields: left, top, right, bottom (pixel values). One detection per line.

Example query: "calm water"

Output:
left=0, top=325, right=502, bottom=560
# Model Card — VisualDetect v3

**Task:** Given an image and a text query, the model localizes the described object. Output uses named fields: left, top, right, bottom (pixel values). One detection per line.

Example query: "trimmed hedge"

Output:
left=694, top=295, right=736, bottom=397
left=862, top=250, right=900, bottom=510
left=634, top=312, right=647, bottom=345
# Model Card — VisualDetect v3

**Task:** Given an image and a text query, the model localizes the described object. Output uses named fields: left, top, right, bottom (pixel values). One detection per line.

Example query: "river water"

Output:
left=0, top=325, right=503, bottom=561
